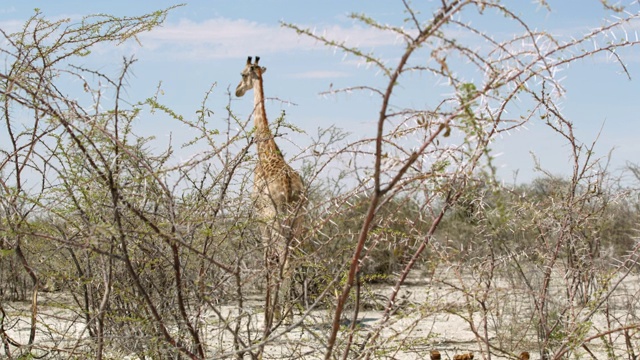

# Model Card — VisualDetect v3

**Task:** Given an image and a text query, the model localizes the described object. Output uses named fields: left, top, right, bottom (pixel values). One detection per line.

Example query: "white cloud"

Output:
left=289, top=70, right=351, bottom=79
left=0, top=6, right=16, bottom=15
left=0, top=19, right=23, bottom=34
left=138, top=17, right=401, bottom=60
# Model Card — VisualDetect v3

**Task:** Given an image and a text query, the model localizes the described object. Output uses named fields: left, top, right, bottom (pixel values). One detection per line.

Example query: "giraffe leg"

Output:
left=271, top=242, right=293, bottom=325
left=263, top=245, right=275, bottom=330
left=263, top=228, right=292, bottom=326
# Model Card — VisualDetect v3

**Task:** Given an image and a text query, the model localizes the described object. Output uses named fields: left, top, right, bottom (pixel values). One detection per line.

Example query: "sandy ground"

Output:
left=2, top=270, right=639, bottom=359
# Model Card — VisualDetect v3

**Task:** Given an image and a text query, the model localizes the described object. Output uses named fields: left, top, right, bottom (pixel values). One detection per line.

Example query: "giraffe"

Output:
left=235, top=56, right=305, bottom=326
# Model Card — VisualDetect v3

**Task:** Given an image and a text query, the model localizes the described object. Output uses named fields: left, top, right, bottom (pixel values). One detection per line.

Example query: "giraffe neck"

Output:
left=253, top=73, right=282, bottom=160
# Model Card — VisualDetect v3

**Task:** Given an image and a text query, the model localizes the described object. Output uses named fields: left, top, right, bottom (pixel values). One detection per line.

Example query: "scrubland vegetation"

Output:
left=1, top=1, right=640, bottom=359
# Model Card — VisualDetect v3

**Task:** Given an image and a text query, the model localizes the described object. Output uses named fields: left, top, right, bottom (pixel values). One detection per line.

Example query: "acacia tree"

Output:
left=0, top=7, right=227, bottom=359
left=284, top=1, right=640, bottom=359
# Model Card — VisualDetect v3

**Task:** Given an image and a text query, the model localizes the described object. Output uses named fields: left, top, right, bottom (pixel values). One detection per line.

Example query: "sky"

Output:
left=1, top=1, right=639, bottom=186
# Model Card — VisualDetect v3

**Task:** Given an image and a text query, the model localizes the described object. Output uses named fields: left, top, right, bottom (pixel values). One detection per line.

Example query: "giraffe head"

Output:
left=235, top=56, right=267, bottom=97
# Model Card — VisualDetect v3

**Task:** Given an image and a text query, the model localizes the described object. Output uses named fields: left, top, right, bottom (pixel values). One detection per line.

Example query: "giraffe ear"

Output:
left=260, top=66, right=267, bottom=74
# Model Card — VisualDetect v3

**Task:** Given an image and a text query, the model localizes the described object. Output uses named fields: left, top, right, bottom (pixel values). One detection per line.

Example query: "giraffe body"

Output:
left=236, top=56, right=305, bottom=325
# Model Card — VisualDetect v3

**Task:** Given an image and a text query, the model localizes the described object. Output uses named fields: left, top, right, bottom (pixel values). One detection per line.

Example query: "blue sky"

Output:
left=1, top=1, right=639, bottom=185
